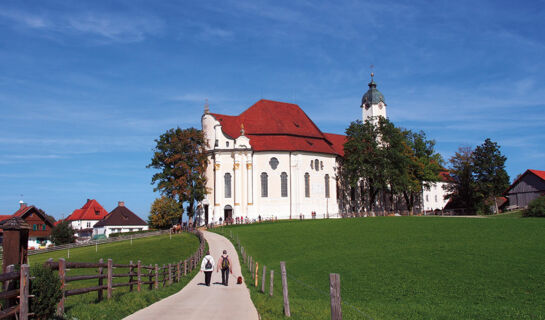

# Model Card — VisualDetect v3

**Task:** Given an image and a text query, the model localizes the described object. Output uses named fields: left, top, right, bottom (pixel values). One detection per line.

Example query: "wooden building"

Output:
left=505, top=169, right=545, bottom=209
left=0, top=202, right=55, bottom=248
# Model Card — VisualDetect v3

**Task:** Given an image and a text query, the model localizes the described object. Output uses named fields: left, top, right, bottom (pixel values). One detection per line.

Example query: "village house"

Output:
left=93, top=202, right=148, bottom=238
left=64, top=199, right=109, bottom=238
left=505, top=169, right=545, bottom=209
left=422, top=171, right=453, bottom=213
left=0, top=201, right=55, bottom=248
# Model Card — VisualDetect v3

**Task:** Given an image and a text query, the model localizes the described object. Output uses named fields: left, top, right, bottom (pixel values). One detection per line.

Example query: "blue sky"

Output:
left=1, top=0, right=544, bottom=220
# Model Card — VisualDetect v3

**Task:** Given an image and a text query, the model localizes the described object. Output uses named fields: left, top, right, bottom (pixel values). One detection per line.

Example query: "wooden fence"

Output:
left=0, top=230, right=205, bottom=319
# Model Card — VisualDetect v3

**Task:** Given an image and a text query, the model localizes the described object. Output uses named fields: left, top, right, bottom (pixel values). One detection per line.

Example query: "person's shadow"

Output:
left=197, top=282, right=224, bottom=286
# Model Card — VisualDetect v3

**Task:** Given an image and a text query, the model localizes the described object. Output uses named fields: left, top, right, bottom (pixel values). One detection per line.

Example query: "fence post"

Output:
left=261, top=265, right=266, bottom=293
left=154, top=264, right=159, bottom=289
left=280, top=261, right=291, bottom=317
left=255, top=262, right=259, bottom=287
left=184, top=260, right=187, bottom=276
left=168, top=263, right=173, bottom=285
left=137, top=260, right=142, bottom=292
left=330, top=273, right=342, bottom=320
left=129, top=260, right=134, bottom=292
left=57, top=259, right=66, bottom=316
left=107, top=259, right=113, bottom=299
left=162, top=264, right=166, bottom=287
left=98, top=258, right=104, bottom=301
left=249, top=256, right=252, bottom=273
left=19, top=264, right=29, bottom=320
left=269, top=269, right=274, bottom=296
left=177, top=261, right=181, bottom=282
left=148, top=265, right=153, bottom=290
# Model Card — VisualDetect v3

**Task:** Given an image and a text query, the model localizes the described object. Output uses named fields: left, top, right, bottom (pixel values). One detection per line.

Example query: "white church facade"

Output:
left=200, top=75, right=449, bottom=224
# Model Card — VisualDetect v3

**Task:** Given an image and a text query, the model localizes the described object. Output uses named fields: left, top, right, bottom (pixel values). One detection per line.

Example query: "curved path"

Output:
left=124, top=231, right=259, bottom=320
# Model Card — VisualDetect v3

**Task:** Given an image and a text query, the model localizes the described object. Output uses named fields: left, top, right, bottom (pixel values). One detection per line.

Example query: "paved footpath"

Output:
left=124, top=231, right=259, bottom=320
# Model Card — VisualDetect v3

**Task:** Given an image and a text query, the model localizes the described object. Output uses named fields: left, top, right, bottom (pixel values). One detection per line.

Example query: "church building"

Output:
left=200, top=74, right=388, bottom=224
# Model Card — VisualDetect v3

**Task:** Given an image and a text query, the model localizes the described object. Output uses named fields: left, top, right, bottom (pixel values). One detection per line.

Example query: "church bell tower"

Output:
left=361, top=73, right=386, bottom=124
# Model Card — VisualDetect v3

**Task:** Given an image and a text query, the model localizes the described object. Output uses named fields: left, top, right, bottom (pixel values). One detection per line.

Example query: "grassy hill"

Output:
left=219, top=217, right=545, bottom=320
left=29, top=232, right=200, bottom=320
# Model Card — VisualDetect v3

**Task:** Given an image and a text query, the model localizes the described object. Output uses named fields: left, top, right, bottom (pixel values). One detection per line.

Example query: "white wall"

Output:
left=93, top=225, right=149, bottom=238
left=423, top=182, right=450, bottom=211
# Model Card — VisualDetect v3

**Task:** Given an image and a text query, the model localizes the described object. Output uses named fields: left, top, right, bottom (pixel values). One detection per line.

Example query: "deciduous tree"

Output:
left=445, top=146, right=478, bottom=212
left=148, top=196, right=183, bottom=229
left=50, top=220, right=75, bottom=245
left=147, top=127, right=208, bottom=223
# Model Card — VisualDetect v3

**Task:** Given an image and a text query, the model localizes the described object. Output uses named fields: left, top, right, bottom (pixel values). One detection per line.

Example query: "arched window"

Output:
left=314, top=159, right=319, bottom=171
left=310, top=160, right=313, bottom=169
left=261, top=172, right=268, bottom=197
left=224, top=173, right=232, bottom=198
left=304, top=173, right=310, bottom=198
left=325, top=174, right=330, bottom=198
left=281, top=172, right=288, bottom=197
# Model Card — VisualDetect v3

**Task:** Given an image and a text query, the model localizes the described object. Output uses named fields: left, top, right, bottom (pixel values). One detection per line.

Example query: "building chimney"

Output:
left=19, top=201, right=26, bottom=209
left=118, top=201, right=125, bottom=207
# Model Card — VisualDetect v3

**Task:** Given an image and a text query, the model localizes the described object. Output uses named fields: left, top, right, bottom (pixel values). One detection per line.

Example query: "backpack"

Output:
left=205, top=258, right=212, bottom=269
left=221, top=255, right=230, bottom=269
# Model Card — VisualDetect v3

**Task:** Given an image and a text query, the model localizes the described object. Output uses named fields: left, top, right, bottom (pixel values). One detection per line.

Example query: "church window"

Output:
left=435, top=195, right=438, bottom=202
left=261, top=172, right=268, bottom=197
left=426, top=195, right=429, bottom=202
left=215, top=140, right=218, bottom=147
left=269, top=157, right=279, bottom=170
left=350, top=187, right=355, bottom=201
left=325, top=174, right=330, bottom=198
left=304, top=173, right=310, bottom=197
left=281, top=172, right=288, bottom=197
left=226, top=141, right=229, bottom=147
left=224, top=173, right=232, bottom=198
left=310, top=160, right=313, bottom=169
left=321, top=161, right=324, bottom=170
left=315, top=159, right=319, bottom=171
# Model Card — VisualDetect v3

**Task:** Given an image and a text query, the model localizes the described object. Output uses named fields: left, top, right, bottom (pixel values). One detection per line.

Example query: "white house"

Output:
left=422, top=172, right=452, bottom=212
left=65, top=199, right=109, bottom=238
left=93, top=202, right=148, bottom=238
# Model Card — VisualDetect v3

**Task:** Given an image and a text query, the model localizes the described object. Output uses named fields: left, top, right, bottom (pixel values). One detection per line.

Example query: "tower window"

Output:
left=281, top=172, right=288, bottom=197
left=261, top=172, right=268, bottom=197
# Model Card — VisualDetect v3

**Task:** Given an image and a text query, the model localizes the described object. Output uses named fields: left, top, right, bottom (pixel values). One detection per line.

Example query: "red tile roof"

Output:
left=0, top=215, right=13, bottom=222
left=66, top=199, right=109, bottom=221
left=439, top=171, right=454, bottom=183
left=323, top=133, right=347, bottom=157
left=529, top=169, right=545, bottom=181
left=211, top=99, right=343, bottom=156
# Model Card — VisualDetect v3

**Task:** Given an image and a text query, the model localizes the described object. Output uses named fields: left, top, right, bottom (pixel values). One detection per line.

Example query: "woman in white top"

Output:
left=200, top=250, right=215, bottom=286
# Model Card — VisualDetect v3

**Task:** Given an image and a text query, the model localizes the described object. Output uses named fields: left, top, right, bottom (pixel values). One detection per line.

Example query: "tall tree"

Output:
left=472, top=138, right=510, bottom=213
left=147, top=127, right=208, bottom=223
left=445, top=146, right=478, bottom=212
left=400, top=130, right=443, bottom=214
left=148, top=196, right=183, bottom=229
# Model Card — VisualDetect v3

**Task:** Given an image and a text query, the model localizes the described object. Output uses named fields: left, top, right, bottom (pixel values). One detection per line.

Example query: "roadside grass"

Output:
left=489, top=210, right=524, bottom=218
left=217, top=217, right=545, bottom=320
left=27, top=233, right=201, bottom=320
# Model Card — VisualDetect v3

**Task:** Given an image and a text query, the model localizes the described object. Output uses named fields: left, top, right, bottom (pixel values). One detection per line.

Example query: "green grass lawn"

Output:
left=218, top=217, right=545, bottom=320
left=28, top=232, right=201, bottom=320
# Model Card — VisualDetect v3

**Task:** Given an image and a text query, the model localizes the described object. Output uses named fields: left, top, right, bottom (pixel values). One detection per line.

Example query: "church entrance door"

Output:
left=224, top=205, right=233, bottom=224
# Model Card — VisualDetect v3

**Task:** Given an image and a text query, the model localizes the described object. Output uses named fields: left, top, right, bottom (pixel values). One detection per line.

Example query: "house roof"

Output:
left=504, top=169, right=545, bottom=194
left=210, top=99, right=343, bottom=156
left=439, top=171, right=454, bottom=183
left=323, top=133, right=347, bottom=157
left=94, top=205, right=147, bottom=227
left=66, top=199, right=109, bottom=221
left=0, top=205, right=55, bottom=228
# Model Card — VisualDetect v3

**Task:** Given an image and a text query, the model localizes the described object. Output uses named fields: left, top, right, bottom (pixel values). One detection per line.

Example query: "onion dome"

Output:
left=361, top=73, right=385, bottom=108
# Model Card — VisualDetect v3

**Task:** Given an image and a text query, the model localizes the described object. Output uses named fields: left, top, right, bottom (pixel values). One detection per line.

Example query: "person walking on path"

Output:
left=200, top=250, right=215, bottom=286
left=217, top=250, right=232, bottom=286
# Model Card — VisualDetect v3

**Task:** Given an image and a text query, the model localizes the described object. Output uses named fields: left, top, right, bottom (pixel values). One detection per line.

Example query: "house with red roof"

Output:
left=422, top=171, right=454, bottom=213
left=93, top=201, right=148, bottom=238
left=504, top=169, right=545, bottom=209
left=0, top=201, right=55, bottom=248
left=65, top=199, right=109, bottom=238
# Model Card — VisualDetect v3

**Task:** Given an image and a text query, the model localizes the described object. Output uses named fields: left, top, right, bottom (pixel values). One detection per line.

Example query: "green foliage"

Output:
left=147, top=127, right=208, bottom=219
left=148, top=196, right=183, bottom=229
left=50, top=220, right=76, bottom=245
left=524, top=196, right=545, bottom=217
left=220, top=218, right=545, bottom=319
left=445, top=146, right=478, bottom=212
left=30, top=264, right=63, bottom=320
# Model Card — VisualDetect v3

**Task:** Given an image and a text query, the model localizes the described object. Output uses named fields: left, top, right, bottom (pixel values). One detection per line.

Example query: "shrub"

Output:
left=50, top=220, right=75, bottom=245
left=524, top=196, right=545, bottom=217
left=30, top=264, right=63, bottom=320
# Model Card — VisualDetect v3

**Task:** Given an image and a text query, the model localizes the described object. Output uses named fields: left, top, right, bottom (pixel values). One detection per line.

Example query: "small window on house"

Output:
left=426, top=195, right=429, bottom=202
left=325, top=174, right=330, bottom=198
left=310, top=160, right=313, bottom=169
left=261, top=172, right=268, bottom=197
left=42, top=224, right=46, bottom=231
left=304, top=173, right=310, bottom=198
left=95, top=210, right=100, bottom=215
left=33, top=224, right=37, bottom=231
left=215, top=140, right=219, bottom=147
left=224, top=173, right=232, bottom=198
left=226, top=141, right=229, bottom=147
left=281, top=172, right=288, bottom=197
left=87, top=222, right=91, bottom=228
